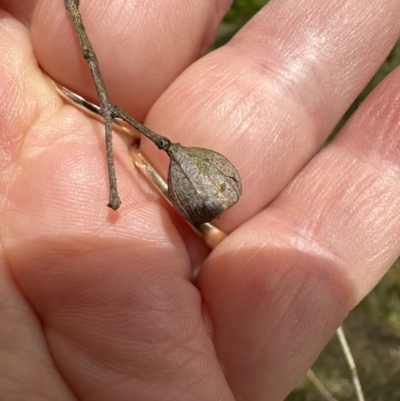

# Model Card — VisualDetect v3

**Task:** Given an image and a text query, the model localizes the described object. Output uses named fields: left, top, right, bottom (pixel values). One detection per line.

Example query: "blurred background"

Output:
left=215, top=1, right=400, bottom=400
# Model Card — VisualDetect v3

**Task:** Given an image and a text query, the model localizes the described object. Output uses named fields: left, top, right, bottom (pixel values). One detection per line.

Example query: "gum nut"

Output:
left=167, top=143, right=242, bottom=225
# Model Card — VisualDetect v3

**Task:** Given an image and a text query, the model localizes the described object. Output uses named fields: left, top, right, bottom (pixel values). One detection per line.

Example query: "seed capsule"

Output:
left=166, top=143, right=242, bottom=226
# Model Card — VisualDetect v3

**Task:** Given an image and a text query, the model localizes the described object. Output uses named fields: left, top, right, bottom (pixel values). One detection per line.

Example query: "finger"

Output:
left=142, top=0, right=400, bottom=231
left=198, top=66, right=400, bottom=401
left=31, top=0, right=232, bottom=120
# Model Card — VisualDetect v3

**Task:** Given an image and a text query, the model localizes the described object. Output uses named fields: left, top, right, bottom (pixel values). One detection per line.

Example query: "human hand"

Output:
left=1, top=0, right=400, bottom=400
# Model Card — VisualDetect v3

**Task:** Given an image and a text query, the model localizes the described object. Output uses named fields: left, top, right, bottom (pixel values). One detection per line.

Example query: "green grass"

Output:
left=218, top=1, right=400, bottom=399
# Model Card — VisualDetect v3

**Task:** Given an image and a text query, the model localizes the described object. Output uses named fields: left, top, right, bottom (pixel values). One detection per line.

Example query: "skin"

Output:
left=1, top=0, right=400, bottom=400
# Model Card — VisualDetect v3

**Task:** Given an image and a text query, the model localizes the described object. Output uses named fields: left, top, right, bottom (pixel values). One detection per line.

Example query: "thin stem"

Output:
left=306, top=370, right=339, bottom=401
left=112, top=106, right=171, bottom=151
left=336, top=326, right=365, bottom=401
left=65, top=0, right=120, bottom=209
left=64, top=0, right=172, bottom=208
